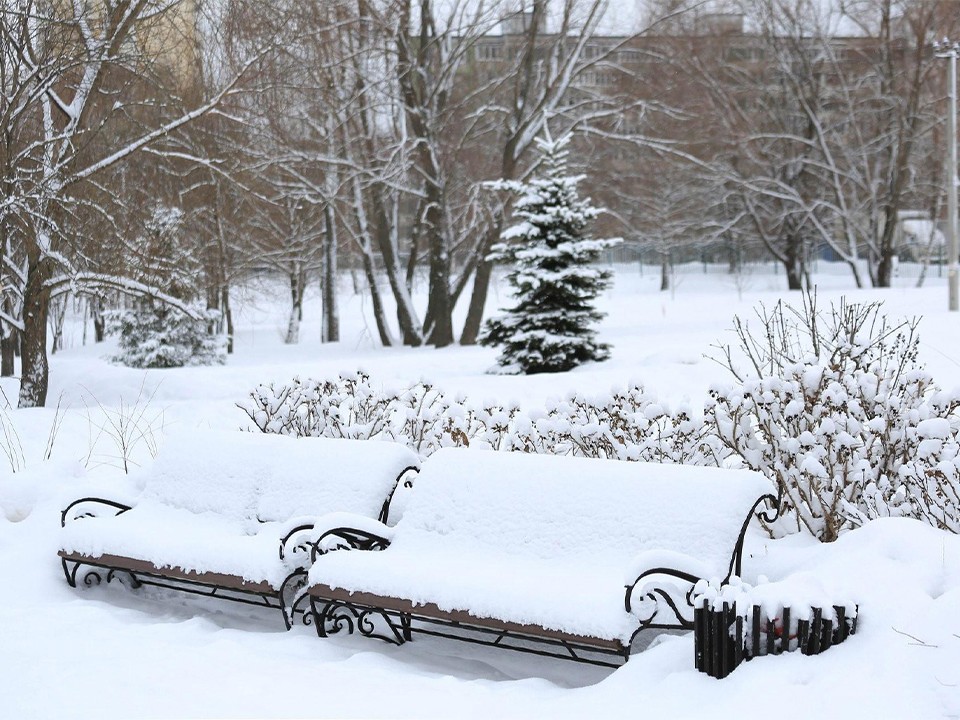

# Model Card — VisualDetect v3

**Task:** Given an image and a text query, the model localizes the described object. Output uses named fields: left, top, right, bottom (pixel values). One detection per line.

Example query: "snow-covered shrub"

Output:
left=897, top=406, right=960, bottom=533
left=241, top=373, right=397, bottom=440
left=482, top=387, right=727, bottom=465
left=706, top=291, right=959, bottom=541
left=238, top=373, right=717, bottom=465
left=479, top=132, right=620, bottom=374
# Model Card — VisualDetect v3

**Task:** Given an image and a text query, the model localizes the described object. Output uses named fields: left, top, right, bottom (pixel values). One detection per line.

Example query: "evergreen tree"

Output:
left=112, top=206, right=225, bottom=369
left=480, top=133, right=620, bottom=374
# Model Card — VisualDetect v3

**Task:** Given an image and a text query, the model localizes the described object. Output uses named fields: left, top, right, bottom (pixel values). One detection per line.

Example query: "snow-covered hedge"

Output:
left=239, top=298, right=960, bottom=543
left=237, top=372, right=721, bottom=465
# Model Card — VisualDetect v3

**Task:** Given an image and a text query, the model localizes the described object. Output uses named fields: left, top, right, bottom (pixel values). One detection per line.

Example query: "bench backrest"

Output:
left=139, top=430, right=419, bottom=524
left=394, top=448, right=772, bottom=576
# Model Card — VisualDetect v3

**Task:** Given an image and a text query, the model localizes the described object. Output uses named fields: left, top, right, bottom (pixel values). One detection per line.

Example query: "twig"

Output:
left=44, top=392, right=67, bottom=461
left=892, top=627, right=938, bottom=648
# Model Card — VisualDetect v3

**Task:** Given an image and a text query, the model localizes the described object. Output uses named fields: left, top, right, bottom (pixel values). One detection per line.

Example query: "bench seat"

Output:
left=60, top=501, right=304, bottom=590
left=60, top=429, right=419, bottom=625
left=305, top=448, right=776, bottom=664
left=309, top=546, right=639, bottom=645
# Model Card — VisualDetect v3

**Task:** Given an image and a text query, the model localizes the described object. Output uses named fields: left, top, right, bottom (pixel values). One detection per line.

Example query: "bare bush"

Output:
left=707, top=290, right=960, bottom=541
left=238, top=373, right=718, bottom=465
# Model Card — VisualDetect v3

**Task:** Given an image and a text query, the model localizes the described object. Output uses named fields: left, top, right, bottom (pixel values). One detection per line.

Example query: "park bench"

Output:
left=304, top=448, right=778, bottom=667
left=59, top=429, right=419, bottom=628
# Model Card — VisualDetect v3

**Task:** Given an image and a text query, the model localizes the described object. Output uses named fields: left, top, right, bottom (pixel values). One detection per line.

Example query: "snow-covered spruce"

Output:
left=111, top=206, right=225, bottom=369
left=112, top=304, right=225, bottom=369
left=479, top=132, right=620, bottom=374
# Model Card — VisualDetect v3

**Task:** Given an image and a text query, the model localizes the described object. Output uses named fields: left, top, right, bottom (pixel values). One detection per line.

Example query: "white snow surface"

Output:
left=59, top=430, right=419, bottom=586
left=3, top=264, right=960, bottom=718
left=310, top=449, right=771, bottom=642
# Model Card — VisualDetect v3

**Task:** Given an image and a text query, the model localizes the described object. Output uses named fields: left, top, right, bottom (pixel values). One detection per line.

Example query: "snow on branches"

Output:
left=110, top=205, right=225, bottom=369
left=241, top=295, right=960, bottom=543
left=480, top=132, right=621, bottom=374
left=238, top=371, right=718, bottom=465
left=707, top=291, right=960, bottom=541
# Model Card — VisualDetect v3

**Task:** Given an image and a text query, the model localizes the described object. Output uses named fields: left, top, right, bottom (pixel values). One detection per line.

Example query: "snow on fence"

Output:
left=693, top=577, right=859, bottom=679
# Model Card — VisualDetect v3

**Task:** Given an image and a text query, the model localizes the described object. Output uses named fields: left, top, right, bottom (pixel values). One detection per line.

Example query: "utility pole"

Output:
left=935, top=39, right=959, bottom=311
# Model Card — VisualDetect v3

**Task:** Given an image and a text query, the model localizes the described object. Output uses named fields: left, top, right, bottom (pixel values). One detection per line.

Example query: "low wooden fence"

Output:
left=694, top=599, right=858, bottom=679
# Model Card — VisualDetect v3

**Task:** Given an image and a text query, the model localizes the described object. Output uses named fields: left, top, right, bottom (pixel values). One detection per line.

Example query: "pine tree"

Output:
left=480, top=133, right=620, bottom=374
left=112, top=206, right=225, bottom=369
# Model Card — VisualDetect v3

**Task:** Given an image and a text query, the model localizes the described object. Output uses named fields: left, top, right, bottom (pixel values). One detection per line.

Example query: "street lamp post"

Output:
left=935, top=39, right=959, bottom=312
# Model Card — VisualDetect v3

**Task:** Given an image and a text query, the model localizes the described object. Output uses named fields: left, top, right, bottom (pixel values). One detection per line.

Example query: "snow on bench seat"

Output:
left=60, top=429, right=419, bottom=590
left=307, top=448, right=774, bottom=646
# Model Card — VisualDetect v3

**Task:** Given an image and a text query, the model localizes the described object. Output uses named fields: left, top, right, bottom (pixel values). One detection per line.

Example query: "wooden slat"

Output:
left=59, top=551, right=277, bottom=595
left=780, top=607, right=791, bottom=655
left=811, top=607, right=823, bottom=655
left=309, top=583, right=626, bottom=652
left=751, top=604, right=761, bottom=658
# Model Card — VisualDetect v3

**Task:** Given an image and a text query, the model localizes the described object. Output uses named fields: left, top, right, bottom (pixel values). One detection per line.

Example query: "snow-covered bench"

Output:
left=304, top=448, right=778, bottom=666
left=59, top=429, right=419, bottom=628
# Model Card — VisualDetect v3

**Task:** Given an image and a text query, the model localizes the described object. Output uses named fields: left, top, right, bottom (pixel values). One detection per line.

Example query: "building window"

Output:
left=476, top=44, right=503, bottom=61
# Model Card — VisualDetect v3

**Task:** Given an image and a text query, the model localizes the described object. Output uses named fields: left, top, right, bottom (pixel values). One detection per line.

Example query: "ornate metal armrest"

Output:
left=60, top=497, right=132, bottom=528
left=623, top=566, right=704, bottom=629
left=725, top=492, right=781, bottom=580
left=309, top=526, right=393, bottom=563
left=279, top=512, right=394, bottom=565
left=378, top=465, right=420, bottom=524
left=279, top=523, right=318, bottom=564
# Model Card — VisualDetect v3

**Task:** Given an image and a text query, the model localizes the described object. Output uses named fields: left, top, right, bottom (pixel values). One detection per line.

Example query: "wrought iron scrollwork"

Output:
left=278, top=523, right=316, bottom=563
left=60, top=497, right=132, bottom=528
left=62, top=558, right=88, bottom=588
left=725, top=492, right=781, bottom=582
left=309, top=528, right=392, bottom=563
left=624, top=565, right=701, bottom=634
left=622, top=489, right=784, bottom=653
left=62, top=557, right=142, bottom=591
left=106, top=568, right=142, bottom=589
left=310, top=597, right=406, bottom=645
left=379, top=465, right=420, bottom=524
left=279, top=569, right=309, bottom=631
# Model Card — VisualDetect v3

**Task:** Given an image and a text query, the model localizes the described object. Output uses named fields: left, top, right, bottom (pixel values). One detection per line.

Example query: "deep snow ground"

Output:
left=2, top=263, right=960, bottom=719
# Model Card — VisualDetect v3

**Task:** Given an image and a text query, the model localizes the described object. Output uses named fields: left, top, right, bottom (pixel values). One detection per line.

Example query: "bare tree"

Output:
left=0, top=0, right=268, bottom=407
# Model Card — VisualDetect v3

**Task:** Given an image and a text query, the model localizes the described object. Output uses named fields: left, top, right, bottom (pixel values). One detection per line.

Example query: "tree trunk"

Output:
left=49, top=295, right=66, bottom=354
left=322, top=202, right=339, bottom=343
left=424, top=200, right=454, bottom=347
left=785, top=262, right=804, bottom=290
left=1, top=332, right=15, bottom=377
left=660, top=253, right=670, bottom=291
left=460, top=156, right=515, bottom=346
left=91, top=295, right=106, bottom=343
left=285, top=265, right=305, bottom=345
left=1, top=294, right=17, bottom=376
left=783, top=231, right=805, bottom=290
left=460, top=221, right=502, bottom=346
left=360, top=244, right=393, bottom=346
left=19, top=254, right=51, bottom=408
left=875, top=222, right=896, bottom=288
left=365, top=183, right=421, bottom=346
left=221, top=286, right=233, bottom=354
